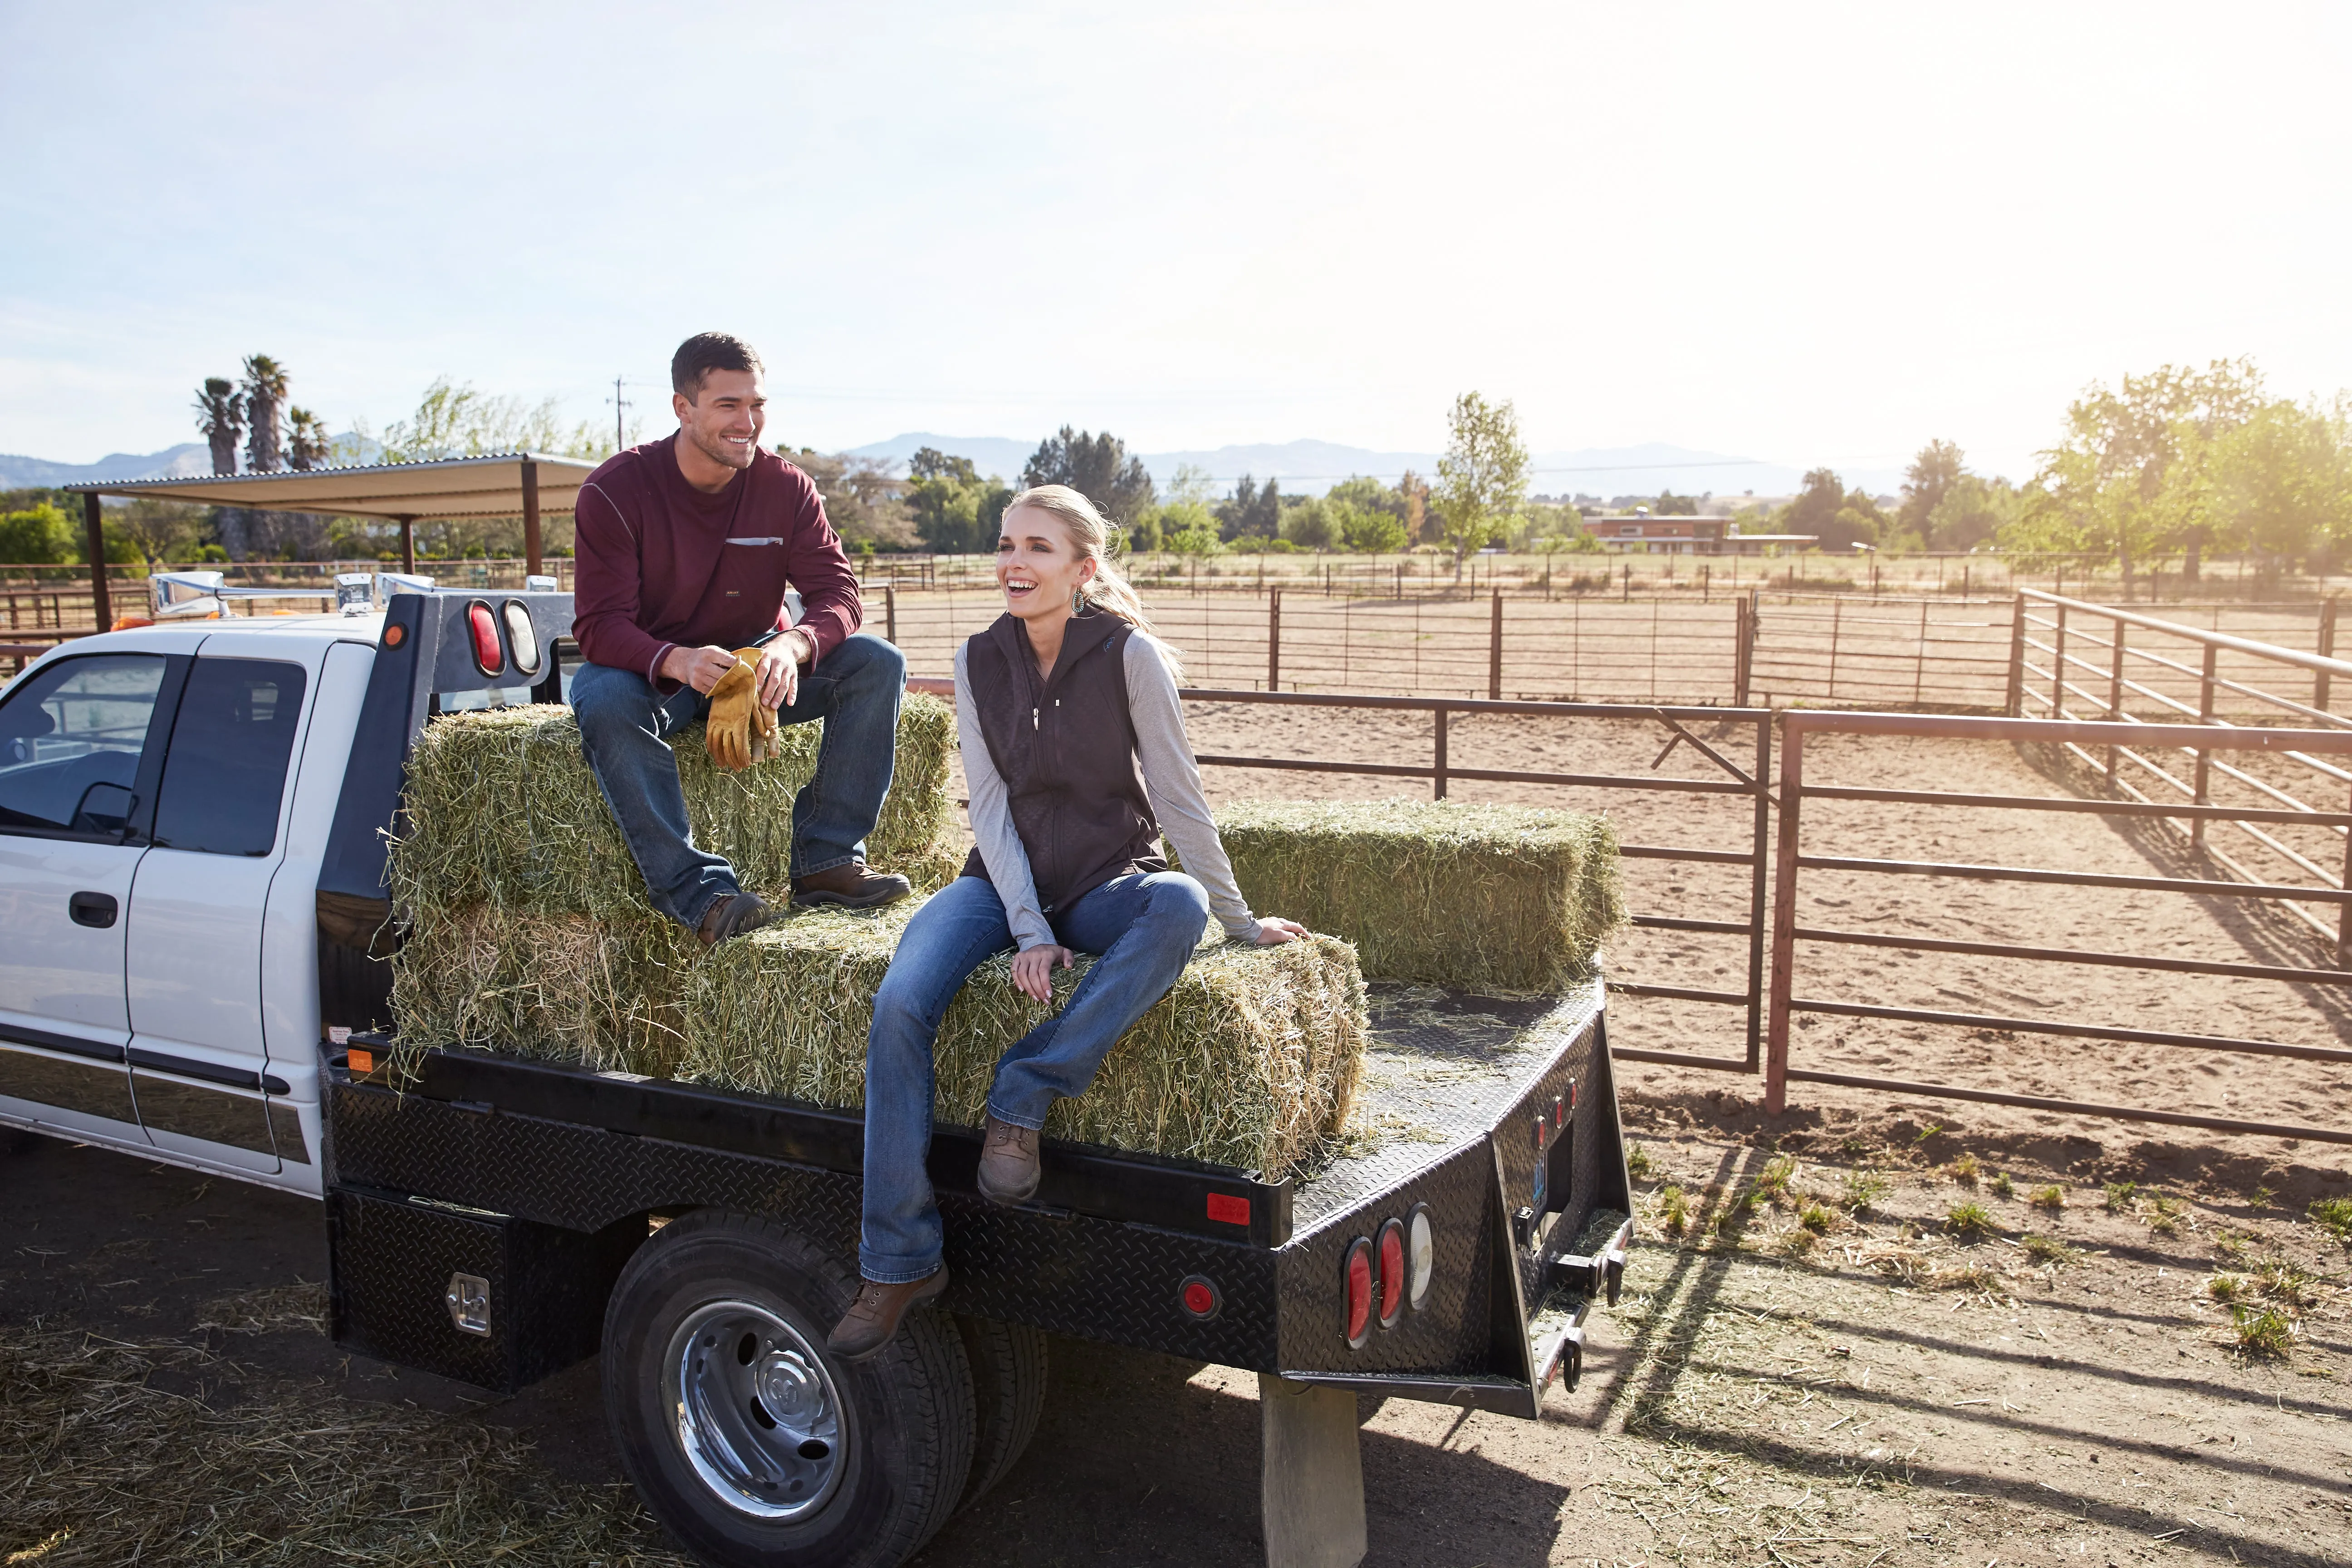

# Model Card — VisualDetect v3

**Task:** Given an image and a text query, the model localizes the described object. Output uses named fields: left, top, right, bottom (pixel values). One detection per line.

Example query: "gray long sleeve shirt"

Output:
left=956, top=633, right=1256, bottom=952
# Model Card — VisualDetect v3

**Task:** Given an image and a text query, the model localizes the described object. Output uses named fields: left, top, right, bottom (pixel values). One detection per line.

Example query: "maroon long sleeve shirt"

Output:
left=572, top=437, right=863, bottom=691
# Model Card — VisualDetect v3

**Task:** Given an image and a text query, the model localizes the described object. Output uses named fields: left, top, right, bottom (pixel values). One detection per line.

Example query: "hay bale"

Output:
left=392, top=896, right=1366, bottom=1178
left=682, top=904, right=1366, bottom=1176
left=1211, top=799, right=1623, bottom=992
left=388, top=691, right=958, bottom=924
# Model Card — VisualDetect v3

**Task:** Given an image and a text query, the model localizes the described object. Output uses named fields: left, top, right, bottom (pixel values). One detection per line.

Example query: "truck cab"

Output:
left=0, top=615, right=380, bottom=1185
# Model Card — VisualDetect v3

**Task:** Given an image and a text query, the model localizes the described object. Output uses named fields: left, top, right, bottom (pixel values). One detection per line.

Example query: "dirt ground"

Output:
left=7, top=706, right=2352, bottom=1565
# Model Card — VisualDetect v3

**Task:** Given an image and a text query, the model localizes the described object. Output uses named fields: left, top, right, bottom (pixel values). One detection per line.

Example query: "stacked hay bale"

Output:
left=386, top=696, right=1372, bottom=1176
left=389, top=696, right=962, bottom=1077
left=1210, top=799, right=1624, bottom=993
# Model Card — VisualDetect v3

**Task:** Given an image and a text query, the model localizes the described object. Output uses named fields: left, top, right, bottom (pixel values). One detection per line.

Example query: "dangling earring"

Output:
left=1071, top=586, right=1086, bottom=616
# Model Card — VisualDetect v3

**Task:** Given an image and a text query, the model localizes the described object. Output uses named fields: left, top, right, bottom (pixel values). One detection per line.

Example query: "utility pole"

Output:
left=608, top=376, right=632, bottom=452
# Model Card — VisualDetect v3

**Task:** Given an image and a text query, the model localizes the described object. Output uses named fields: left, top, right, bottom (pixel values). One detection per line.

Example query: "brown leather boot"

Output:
left=696, top=891, right=774, bottom=948
left=826, top=1265, right=949, bottom=1362
left=791, top=861, right=913, bottom=911
left=976, top=1113, right=1041, bottom=1204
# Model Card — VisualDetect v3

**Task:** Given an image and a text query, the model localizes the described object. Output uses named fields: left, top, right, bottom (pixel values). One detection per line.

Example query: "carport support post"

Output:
left=1258, top=1375, right=1365, bottom=1568
left=82, top=494, right=111, bottom=629
left=398, top=518, right=416, bottom=574
left=521, top=460, right=542, bottom=578
left=1764, top=719, right=1803, bottom=1115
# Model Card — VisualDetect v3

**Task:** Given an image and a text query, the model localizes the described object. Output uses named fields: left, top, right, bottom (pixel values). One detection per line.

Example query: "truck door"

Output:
left=0, top=651, right=183, bottom=1147
left=125, top=652, right=310, bottom=1175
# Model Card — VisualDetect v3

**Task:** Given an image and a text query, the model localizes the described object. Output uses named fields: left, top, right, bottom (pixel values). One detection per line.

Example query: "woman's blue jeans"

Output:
left=858, top=870, right=1214, bottom=1284
left=570, top=632, right=905, bottom=930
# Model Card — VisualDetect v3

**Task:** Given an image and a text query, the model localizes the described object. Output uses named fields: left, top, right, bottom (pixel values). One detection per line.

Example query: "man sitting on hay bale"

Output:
left=570, top=332, right=912, bottom=947
left=828, top=484, right=1312, bottom=1361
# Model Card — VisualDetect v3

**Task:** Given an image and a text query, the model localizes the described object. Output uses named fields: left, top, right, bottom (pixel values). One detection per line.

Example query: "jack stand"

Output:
left=1259, top=1374, right=1367, bottom=1568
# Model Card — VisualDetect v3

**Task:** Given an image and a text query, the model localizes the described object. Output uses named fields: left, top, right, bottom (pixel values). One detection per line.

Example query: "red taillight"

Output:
left=1343, top=1237, right=1374, bottom=1348
left=1180, top=1275, right=1221, bottom=1320
left=1377, top=1220, right=1406, bottom=1329
left=466, top=600, right=503, bottom=676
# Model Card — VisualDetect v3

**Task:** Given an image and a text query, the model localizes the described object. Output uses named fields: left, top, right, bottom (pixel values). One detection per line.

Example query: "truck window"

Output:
left=151, top=658, right=309, bottom=857
left=0, top=653, right=171, bottom=837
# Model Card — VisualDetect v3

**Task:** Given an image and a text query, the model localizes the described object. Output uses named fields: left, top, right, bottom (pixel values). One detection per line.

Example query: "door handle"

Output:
left=69, top=891, right=118, bottom=929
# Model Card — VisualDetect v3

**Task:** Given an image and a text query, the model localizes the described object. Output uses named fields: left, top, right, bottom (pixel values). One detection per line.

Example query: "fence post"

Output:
left=2004, top=592, right=2026, bottom=715
left=2318, top=595, right=2339, bottom=713
left=1488, top=590, right=1502, bottom=701
left=1764, top=720, right=1803, bottom=1115
left=2339, top=781, right=2352, bottom=969
left=2049, top=602, right=2068, bottom=719
left=1913, top=598, right=1928, bottom=708
left=2106, top=620, right=2127, bottom=781
left=1734, top=594, right=1752, bottom=706
left=82, top=495, right=111, bottom=630
left=884, top=584, right=897, bottom=646
left=1431, top=706, right=1448, bottom=800
left=2192, top=643, right=2218, bottom=847
left=1267, top=587, right=1281, bottom=693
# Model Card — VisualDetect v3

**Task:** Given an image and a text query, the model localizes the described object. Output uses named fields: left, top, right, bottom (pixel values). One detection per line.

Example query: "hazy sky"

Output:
left=4, top=2, right=2347, bottom=483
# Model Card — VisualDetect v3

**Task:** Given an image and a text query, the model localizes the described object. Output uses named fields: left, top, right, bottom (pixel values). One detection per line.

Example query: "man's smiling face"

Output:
left=676, top=368, right=766, bottom=474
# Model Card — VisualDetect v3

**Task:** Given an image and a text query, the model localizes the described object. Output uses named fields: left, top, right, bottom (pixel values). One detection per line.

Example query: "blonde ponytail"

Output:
left=1003, top=484, right=1184, bottom=679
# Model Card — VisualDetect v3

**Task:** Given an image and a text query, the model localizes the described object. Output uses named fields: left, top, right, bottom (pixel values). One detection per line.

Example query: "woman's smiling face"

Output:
left=995, top=505, right=1096, bottom=622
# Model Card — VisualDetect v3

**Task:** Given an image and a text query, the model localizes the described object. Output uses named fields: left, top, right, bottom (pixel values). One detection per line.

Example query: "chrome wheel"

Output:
left=663, top=1298, right=848, bottom=1520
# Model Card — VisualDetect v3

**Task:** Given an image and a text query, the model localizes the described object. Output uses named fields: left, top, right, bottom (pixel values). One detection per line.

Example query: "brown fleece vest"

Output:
left=960, top=611, right=1166, bottom=915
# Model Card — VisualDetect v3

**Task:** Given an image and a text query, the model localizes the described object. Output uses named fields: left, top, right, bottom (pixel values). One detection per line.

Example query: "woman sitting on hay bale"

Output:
left=828, top=484, right=1310, bottom=1360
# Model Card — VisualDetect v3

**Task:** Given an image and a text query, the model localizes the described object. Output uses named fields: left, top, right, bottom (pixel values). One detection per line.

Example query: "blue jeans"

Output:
left=571, top=632, right=906, bottom=930
left=858, top=870, right=1214, bottom=1283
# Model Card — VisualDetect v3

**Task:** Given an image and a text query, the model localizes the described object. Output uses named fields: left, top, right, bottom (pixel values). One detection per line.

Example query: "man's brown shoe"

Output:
left=826, top=1266, right=949, bottom=1362
left=792, top=861, right=912, bottom=911
left=976, top=1113, right=1041, bottom=1204
left=696, top=891, right=774, bottom=948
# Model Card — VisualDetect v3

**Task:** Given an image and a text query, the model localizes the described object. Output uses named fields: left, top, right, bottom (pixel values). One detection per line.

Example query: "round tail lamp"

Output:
left=1342, top=1237, right=1375, bottom=1349
left=1179, top=1274, right=1221, bottom=1321
left=1376, top=1219, right=1406, bottom=1329
left=500, top=599, right=542, bottom=677
left=465, top=600, right=504, bottom=677
left=1406, top=1204, right=1435, bottom=1313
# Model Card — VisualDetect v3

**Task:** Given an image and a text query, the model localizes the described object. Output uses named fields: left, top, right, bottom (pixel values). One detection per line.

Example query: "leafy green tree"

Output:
left=1651, top=490, right=1698, bottom=517
left=1165, top=463, right=1217, bottom=506
left=1021, top=426, right=1157, bottom=526
left=1899, top=439, right=1965, bottom=538
left=1216, top=475, right=1280, bottom=542
left=1779, top=468, right=1887, bottom=550
left=1339, top=503, right=1407, bottom=554
left=0, top=504, right=73, bottom=563
left=2024, top=359, right=2268, bottom=590
left=1925, top=475, right=2022, bottom=551
left=1326, top=474, right=1407, bottom=522
left=2207, top=397, right=2352, bottom=570
left=1280, top=496, right=1336, bottom=550
left=1432, top=392, right=1529, bottom=566
left=783, top=447, right=916, bottom=550
left=1161, top=501, right=1222, bottom=558
left=194, top=377, right=243, bottom=475
left=114, top=499, right=207, bottom=563
left=906, top=446, right=985, bottom=552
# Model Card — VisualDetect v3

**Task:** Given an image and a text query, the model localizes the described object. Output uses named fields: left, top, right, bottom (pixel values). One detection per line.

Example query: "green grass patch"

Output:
left=2310, top=1196, right=2352, bottom=1244
left=1945, top=1200, right=1995, bottom=1239
left=2028, top=1184, right=2066, bottom=1213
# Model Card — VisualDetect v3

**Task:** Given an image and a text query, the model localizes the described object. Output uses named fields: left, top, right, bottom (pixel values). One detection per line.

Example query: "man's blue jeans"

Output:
left=571, top=632, right=906, bottom=930
left=858, top=870, right=1214, bottom=1284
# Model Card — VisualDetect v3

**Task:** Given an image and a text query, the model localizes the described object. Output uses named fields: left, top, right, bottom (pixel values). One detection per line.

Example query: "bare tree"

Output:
left=194, top=377, right=244, bottom=475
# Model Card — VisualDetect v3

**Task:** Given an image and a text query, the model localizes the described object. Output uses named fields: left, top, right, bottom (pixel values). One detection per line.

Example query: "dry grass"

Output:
left=1211, top=799, right=1624, bottom=991
left=0, top=1313, right=683, bottom=1567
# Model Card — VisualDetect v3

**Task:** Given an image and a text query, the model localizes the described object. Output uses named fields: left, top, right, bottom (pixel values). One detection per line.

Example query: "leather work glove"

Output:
left=705, top=654, right=760, bottom=771
left=736, top=646, right=782, bottom=764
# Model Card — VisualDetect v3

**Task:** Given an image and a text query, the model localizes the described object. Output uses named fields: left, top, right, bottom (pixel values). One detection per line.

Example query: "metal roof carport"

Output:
left=64, top=452, right=598, bottom=626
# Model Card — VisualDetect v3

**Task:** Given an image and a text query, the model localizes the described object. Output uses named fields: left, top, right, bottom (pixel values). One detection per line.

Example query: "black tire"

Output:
left=952, top=1314, right=1048, bottom=1508
left=602, top=1210, right=974, bottom=1568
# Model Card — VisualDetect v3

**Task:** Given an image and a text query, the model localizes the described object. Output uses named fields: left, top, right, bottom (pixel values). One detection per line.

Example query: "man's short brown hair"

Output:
left=671, top=333, right=764, bottom=400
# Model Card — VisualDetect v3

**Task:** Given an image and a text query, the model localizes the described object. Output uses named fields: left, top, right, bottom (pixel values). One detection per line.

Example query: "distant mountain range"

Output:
left=5, top=435, right=1897, bottom=501
left=0, top=443, right=212, bottom=488
left=845, top=433, right=1875, bottom=498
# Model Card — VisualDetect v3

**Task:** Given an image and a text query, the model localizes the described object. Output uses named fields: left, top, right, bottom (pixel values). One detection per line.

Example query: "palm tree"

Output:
left=287, top=407, right=329, bottom=471
left=242, top=355, right=289, bottom=472
left=194, top=377, right=244, bottom=475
